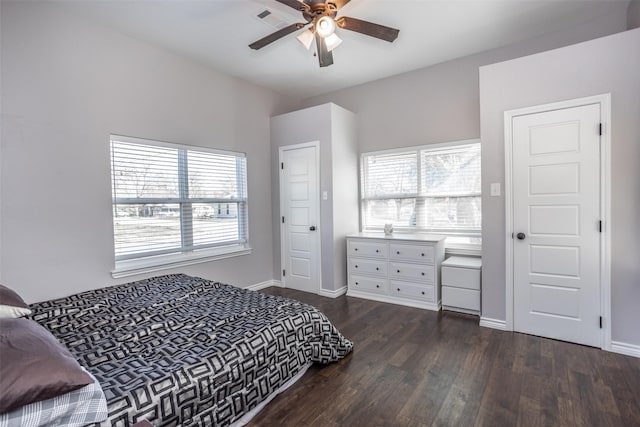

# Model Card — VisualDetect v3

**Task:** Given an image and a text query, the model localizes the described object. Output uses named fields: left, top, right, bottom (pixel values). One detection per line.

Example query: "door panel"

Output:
left=290, top=233, right=311, bottom=252
left=529, top=163, right=579, bottom=194
left=529, top=284, right=579, bottom=318
left=290, top=207, right=310, bottom=225
left=291, top=256, right=311, bottom=277
left=281, top=145, right=319, bottom=294
left=529, top=205, right=579, bottom=235
left=529, top=245, right=579, bottom=277
left=289, top=182, right=309, bottom=200
left=529, top=121, right=580, bottom=154
left=512, top=103, right=600, bottom=347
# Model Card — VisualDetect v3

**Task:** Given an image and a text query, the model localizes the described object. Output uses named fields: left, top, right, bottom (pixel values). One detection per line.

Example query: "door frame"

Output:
left=503, top=94, right=611, bottom=350
left=278, top=141, right=322, bottom=293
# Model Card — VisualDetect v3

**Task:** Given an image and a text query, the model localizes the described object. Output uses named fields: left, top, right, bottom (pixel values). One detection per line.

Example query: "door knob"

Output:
left=517, top=232, right=526, bottom=240
left=309, top=226, right=316, bottom=231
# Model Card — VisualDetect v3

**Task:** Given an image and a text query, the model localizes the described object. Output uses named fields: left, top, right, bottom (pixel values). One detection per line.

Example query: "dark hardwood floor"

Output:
left=249, top=288, right=640, bottom=427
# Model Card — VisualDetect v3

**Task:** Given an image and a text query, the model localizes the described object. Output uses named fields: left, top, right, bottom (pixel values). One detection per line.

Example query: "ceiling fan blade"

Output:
left=315, top=34, right=334, bottom=67
left=336, top=16, right=399, bottom=42
left=276, top=0, right=310, bottom=12
left=329, top=0, right=351, bottom=10
left=249, top=22, right=305, bottom=50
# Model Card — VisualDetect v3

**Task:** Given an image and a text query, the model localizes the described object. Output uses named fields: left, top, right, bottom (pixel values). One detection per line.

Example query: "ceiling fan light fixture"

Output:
left=325, top=33, right=342, bottom=52
left=316, top=16, right=336, bottom=38
left=296, top=28, right=314, bottom=50
left=248, top=0, right=400, bottom=68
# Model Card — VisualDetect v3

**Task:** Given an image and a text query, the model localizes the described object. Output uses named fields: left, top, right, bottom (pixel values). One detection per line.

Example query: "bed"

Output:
left=26, top=274, right=353, bottom=426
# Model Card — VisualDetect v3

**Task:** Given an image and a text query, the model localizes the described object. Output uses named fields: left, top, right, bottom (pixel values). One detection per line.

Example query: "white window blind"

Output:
left=110, top=135, right=248, bottom=263
left=361, top=141, right=481, bottom=243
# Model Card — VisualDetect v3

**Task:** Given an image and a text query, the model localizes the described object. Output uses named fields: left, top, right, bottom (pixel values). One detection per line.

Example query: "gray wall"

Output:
left=629, top=0, right=640, bottom=29
left=270, top=103, right=358, bottom=292
left=479, top=28, right=640, bottom=346
left=329, top=106, right=359, bottom=290
left=298, top=6, right=628, bottom=153
left=0, top=1, right=291, bottom=302
left=271, top=104, right=332, bottom=290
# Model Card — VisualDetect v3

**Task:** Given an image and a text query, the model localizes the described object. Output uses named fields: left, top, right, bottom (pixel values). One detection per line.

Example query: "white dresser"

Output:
left=346, top=233, right=446, bottom=311
left=441, top=256, right=482, bottom=315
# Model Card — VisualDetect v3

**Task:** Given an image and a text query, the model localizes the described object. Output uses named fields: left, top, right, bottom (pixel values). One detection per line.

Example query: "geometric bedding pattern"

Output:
left=29, top=274, right=353, bottom=426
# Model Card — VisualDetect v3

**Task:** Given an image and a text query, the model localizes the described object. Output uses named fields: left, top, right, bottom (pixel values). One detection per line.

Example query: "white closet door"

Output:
left=512, top=103, right=601, bottom=347
left=280, top=144, right=320, bottom=294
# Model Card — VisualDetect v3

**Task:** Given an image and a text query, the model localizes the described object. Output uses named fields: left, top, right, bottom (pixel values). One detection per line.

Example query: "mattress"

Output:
left=29, top=274, right=353, bottom=426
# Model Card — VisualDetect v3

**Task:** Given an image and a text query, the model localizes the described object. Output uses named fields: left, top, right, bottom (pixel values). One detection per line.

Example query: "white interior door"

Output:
left=512, top=103, right=601, bottom=347
left=280, top=144, right=320, bottom=294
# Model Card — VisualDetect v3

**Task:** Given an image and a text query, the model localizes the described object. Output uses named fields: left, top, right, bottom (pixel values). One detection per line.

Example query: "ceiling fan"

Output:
left=249, top=0, right=400, bottom=67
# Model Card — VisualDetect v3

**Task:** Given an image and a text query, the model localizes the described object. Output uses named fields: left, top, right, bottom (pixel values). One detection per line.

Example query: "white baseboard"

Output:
left=610, top=341, right=640, bottom=358
left=479, top=316, right=508, bottom=331
left=318, top=286, right=347, bottom=299
left=246, top=280, right=282, bottom=291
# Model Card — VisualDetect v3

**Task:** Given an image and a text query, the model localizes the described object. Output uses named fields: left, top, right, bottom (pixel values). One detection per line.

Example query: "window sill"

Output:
left=111, top=244, right=252, bottom=279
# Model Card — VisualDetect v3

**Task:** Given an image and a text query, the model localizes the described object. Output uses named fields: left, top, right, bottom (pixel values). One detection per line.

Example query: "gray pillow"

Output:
left=0, top=284, right=31, bottom=318
left=0, top=318, right=93, bottom=414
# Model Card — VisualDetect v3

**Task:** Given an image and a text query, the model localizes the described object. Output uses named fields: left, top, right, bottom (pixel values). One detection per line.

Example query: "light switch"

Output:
left=490, top=183, right=501, bottom=196
left=322, top=191, right=328, bottom=200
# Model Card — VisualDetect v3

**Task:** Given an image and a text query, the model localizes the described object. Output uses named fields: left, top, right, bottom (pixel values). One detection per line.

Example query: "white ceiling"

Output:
left=56, top=0, right=629, bottom=99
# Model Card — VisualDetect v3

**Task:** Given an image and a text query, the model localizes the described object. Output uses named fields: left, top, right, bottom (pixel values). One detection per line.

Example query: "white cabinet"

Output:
left=441, top=256, right=482, bottom=315
left=346, top=233, right=445, bottom=311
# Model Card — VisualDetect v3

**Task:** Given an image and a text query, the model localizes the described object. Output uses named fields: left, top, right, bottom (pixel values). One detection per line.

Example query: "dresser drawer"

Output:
left=389, top=243, right=434, bottom=264
left=442, top=266, right=481, bottom=290
left=348, top=239, right=387, bottom=258
left=349, top=258, right=387, bottom=277
left=389, top=281, right=435, bottom=302
left=349, top=275, right=386, bottom=295
left=442, top=286, right=480, bottom=311
left=389, top=262, right=434, bottom=283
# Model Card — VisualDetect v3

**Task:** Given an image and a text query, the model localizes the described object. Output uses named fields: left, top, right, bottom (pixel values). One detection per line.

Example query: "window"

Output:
left=110, top=135, right=249, bottom=274
left=361, top=140, right=481, bottom=248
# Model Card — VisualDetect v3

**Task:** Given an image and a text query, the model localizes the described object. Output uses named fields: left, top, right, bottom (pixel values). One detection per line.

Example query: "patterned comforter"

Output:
left=29, top=274, right=353, bottom=426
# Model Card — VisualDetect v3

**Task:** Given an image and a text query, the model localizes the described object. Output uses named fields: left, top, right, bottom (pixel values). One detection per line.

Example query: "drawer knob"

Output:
left=397, top=288, right=400, bottom=292
left=397, top=269, right=400, bottom=273
left=421, top=291, right=425, bottom=295
left=376, top=267, right=379, bottom=271
left=355, top=248, right=358, bottom=251
left=421, top=253, right=425, bottom=256
left=376, top=285, right=380, bottom=288
left=421, top=272, right=425, bottom=276
left=396, top=251, right=400, bottom=254
left=355, top=265, right=358, bottom=268
left=355, top=282, right=359, bottom=285
left=376, top=249, right=379, bottom=253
